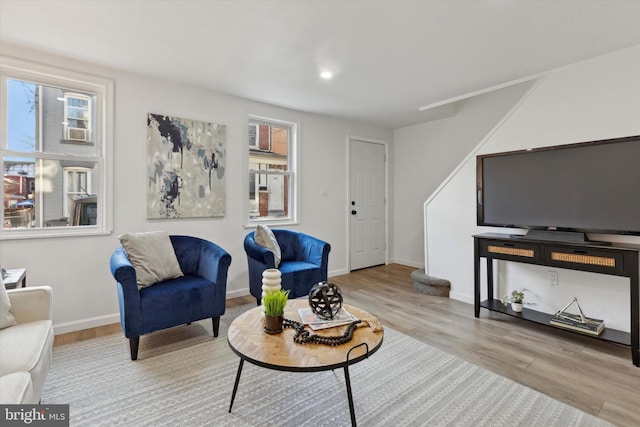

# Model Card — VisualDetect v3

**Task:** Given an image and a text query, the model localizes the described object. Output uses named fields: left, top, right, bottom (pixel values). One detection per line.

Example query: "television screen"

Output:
left=477, top=135, right=640, bottom=239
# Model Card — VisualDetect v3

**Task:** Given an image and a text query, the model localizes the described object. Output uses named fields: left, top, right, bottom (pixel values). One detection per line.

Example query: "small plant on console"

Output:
left=502, top=289, right=525, bottom=313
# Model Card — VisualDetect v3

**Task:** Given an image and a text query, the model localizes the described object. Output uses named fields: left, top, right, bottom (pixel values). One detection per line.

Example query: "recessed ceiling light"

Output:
left=320, top=71, right=333, bottom=80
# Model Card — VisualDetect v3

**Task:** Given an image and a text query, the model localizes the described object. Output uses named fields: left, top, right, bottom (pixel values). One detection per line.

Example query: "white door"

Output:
left=268, top=173, right=284, bottom=212
left=350, top=139, right=386, bottom=270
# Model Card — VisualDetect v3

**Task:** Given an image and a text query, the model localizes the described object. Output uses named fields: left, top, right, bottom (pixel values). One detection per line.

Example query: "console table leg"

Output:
left=474, top=239, right=481, bottom=318
left=628, top=253, right=639, bottom=367
left=228, top=358, right=244, bottom=413
left=343, top=365, right=357, bottom=427
left=487, top=258, right=494, bottom=301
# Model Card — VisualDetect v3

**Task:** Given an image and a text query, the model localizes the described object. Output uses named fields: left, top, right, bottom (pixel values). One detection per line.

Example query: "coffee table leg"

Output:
left=343, top=365, right=357, bottom=427
left=228, top=358, right=244, bottom=413
left=343, top=342, right=368, bottom=427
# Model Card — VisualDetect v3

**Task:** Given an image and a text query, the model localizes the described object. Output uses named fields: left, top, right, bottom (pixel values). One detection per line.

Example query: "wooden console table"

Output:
left=473, top=233, right=639, bottom=367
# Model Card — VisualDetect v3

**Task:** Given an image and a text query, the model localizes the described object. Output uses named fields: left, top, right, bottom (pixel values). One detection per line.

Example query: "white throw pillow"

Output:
left=0, top=276, right=17, bottom=329
left=119, top=230, right=184, bottom=288
left=254, top=224, right=282, bottom=267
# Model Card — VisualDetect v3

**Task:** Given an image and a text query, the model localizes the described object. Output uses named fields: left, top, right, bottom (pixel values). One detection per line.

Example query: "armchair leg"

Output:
left=256, top=297, right=261, bottom=306
left=129, top=336, right=140, bottom=361
left=212, top=316, right=220, bottom=337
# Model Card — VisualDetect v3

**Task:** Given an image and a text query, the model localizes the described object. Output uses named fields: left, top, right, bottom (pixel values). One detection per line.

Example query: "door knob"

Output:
left=351, top=210, right=357, bottom=215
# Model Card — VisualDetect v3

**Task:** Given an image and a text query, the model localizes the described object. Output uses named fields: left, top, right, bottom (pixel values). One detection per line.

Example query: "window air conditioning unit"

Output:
left=67, top=127, right=88, bottom=142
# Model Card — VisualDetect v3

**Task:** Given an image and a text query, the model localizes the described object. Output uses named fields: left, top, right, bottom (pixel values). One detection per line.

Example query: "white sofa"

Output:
left=0, top=286, right=54, bottom=404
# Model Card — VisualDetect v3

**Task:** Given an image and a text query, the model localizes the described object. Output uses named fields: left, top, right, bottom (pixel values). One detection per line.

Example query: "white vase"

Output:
left=511, top=302, right=523, bottom=313
left=262, top=268, right=282, bottom=313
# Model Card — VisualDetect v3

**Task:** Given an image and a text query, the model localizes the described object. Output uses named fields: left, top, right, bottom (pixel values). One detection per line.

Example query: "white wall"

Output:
left=0, top=44, right=392, bottom=334
left=426, top=46, right=640, bottom=331
left=391, top=83, right=533, bottom=267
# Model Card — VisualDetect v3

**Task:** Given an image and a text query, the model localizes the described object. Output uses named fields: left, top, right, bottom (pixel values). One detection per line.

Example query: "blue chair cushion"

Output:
left=139, top=276, right=221, bottom=334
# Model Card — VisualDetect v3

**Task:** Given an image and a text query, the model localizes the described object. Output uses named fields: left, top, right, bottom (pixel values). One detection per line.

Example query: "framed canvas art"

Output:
left=147, top=113, right=226, bottom=218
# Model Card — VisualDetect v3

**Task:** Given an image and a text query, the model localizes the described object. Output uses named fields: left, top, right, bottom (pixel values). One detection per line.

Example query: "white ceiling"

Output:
left=1, top=0, right=639, bottom=129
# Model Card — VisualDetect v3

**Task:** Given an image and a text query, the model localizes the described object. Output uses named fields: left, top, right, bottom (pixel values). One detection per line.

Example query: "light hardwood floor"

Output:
left=55, top=264, right=639, bottom=426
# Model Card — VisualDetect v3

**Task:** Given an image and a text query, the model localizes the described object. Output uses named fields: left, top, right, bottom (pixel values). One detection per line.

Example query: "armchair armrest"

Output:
left=297, top=234, right=331, bottom=266
left=109, top=246, right=143, bottom=338
left=244, top=234, right=276, bottom=267
left=109, top=246, right=141, bottom=306
left=197, top=240, right=232, bottom=285
left=7, top=286, right=52, bottom=324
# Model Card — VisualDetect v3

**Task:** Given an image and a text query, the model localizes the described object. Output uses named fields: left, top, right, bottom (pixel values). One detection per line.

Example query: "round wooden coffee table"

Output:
left=227, top=299, right=384, bottom=426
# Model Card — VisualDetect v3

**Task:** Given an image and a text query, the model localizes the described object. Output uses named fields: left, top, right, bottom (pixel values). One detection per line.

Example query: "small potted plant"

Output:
left=262, top=289, right=290, bottom=334
left=502, top=290, right=525, bottom=313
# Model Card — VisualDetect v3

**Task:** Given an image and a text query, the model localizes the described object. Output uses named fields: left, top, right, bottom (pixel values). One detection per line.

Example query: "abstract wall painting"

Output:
left=147, top=113, right=226, bottom=219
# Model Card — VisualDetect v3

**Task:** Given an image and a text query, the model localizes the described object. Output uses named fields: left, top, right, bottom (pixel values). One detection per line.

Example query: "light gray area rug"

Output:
left=43, top=304, right=612, bottom=427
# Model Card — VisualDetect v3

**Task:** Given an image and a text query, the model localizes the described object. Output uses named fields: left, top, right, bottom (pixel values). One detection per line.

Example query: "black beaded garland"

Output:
left=282, top=318, right=361, bottom=346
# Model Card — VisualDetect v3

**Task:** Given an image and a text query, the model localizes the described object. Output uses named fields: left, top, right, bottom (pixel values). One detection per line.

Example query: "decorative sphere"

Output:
left=308, top=282, right=343, bottom=320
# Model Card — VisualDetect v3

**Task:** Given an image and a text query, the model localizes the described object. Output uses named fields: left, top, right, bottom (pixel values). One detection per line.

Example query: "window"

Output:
left=63, top=167, right=92, bottom=217
left=1, top=56, right=113, bottom=238
left=247, top=116, right=297, bottom=224
left=63, top=93, right=91, bottom=143
left=248, top=123, right=258, bottom=148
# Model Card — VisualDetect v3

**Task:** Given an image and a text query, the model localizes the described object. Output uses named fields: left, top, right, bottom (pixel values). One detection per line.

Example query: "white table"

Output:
left=2, top=268, right=27, bottom=289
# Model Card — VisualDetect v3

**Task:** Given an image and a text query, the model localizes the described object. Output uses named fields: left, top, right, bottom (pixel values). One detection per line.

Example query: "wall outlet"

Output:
left=548, top=270, right=558, bottom=286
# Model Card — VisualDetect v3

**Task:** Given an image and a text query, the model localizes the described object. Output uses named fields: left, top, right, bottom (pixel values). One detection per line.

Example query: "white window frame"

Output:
left=63, top=167, right=92, bottom=217
left=0, top=56, right=113, bottom=239
left=248, top=123, right=259, bottom=148
left=246, top=115, right=298, bottom=226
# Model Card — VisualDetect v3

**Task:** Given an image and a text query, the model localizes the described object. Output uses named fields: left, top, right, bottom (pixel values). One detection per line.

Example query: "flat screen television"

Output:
left=476, top=135, right=640, bottom=244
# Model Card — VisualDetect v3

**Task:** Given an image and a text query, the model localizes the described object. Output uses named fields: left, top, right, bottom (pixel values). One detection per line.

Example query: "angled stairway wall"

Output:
left=422, top=46, right=640, bottom=331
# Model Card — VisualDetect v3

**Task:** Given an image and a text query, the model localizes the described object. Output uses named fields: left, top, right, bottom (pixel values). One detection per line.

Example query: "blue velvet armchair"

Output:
left=244, top=229, right=331, bottom=305
left=109, top=235, right=231, bottom=360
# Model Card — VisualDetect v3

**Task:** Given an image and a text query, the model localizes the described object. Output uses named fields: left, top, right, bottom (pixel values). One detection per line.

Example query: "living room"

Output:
left=1, top=1, right=639, bottom=426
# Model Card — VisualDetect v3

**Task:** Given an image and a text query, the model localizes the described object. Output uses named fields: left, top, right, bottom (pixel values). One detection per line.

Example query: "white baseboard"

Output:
left=449, top=290, right=473, bottom=305
left=328, top=268, right=349, bottom=277
left=226, top=288, right=251, bottom=299
left=389, top=258, right=424, bottom=269
left=54, top=313, right=121, bottom=335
